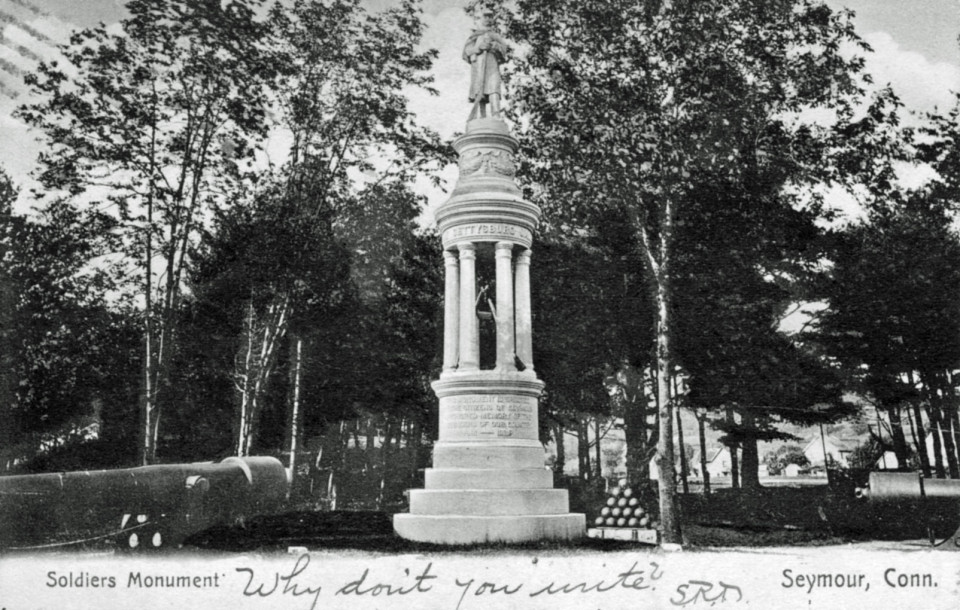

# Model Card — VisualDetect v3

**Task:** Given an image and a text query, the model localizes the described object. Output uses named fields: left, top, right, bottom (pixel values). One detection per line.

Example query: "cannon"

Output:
left=855, top=472, right=960, bottom=550
left=0, top=456, right=289, bottom=551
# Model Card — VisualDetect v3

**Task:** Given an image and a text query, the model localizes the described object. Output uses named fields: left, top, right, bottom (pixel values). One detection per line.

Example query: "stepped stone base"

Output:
left=432, top=441, right=547, bottom=469
left=395, top=461, right=585, bottom=543
left=425, top=467, right=553, bottom=489
left=409, top=488, right=571, bottom=515
left=394, top=513, right=585, bottom=545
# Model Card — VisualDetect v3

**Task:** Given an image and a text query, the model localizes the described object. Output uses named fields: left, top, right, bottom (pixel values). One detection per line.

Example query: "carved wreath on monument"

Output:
left=459, top=149, right=516, bottom=177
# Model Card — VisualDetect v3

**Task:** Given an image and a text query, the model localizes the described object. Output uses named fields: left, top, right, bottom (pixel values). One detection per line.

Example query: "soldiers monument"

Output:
left=393, top=9, right=586, bottom=544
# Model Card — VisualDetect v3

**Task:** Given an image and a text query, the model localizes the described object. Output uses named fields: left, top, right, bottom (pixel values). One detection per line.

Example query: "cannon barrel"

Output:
left=0, top=456, right=290, bottom=550
left=855, top=472, right=960, bottom=502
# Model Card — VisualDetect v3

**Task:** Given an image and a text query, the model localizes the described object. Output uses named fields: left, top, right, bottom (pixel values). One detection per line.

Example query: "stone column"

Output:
left=458, top=243, right=479, bottom=370
left=442, top=249, right=460, bottom=372
left=495, top=242, right=516, bottom=372
left=514, top=248, right=533, bottom=372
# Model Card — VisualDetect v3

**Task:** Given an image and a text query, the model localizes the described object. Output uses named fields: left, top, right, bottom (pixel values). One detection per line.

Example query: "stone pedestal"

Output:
left=393, top=118, right=585, bottom=544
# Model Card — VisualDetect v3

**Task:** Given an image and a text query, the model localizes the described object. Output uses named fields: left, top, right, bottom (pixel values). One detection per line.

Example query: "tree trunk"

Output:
left=936, top=373, right=960, bottom=478
left=235, top=295, right=290, bottom=456
left=885, top=404, right=910, bottom=469
left=284, top=333, right=303, bottom=499
left=572, top=416, right=579, bottom=479
left=140, top=298, right=172, bottom=465
left=913, top=406, right=932, bottom=476
left=653, top=264, right=681, bottom=544
left=328, top=420, right=348, bottom=510
left=939, top=424, right=959, bottom=479
left=697, top=410, right=710, bottom=495
left=594, top=417, right=603, bottom=480
left=380, top=417, right=401, bottom=509
left=730, top=445, right=740, bottom=489
left=739, top=410, right=761, bottom=493
left=726, top=407, right=740, bottom=489
left=945, top=371, right=960, bottom=471
left=629, top=177, right=678, bottom=543
left=312, top=444, right=323, bottom=498
left=140, top=325, right=154, bottom=465
left=950, top=404, right=960, bottom=476
left=408, top=419, right=422, bottom=490
left=366, top=416, right=377, bottom=474
left=676, top=407, right=688, bottom=495
left=235, top=301, right=256, bottom=456
left=578, top=416, right=591, bottom=481
left=326, top=464, right=337, bottom=510
left=554, top=422, right=566, bottom=478
left=623, top=378, right=655, bottom=486
left=739, top=434, right=760, bottom=491
left=0, top=269, right=15, bottom=468
left=926, top=402, right=946, bottom=478
left=907, top=372, right=931, bottom=476
left=352, top=426, right=363, bottom=486
left=905, top=404, right=920, bottom=471
left=149, top=281, right=178, bottom=462
left=939, top=416, right=960, bottom=479
left=920, top=374, right=947, bottom=478
left=376, top=419, right=388, bottom=510
left=139, top=105, right=158, bottom=466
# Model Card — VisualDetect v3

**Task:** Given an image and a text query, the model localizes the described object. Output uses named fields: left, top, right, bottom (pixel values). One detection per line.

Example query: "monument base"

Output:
left=393, top=374, right=585, bottom=545
left=393, top=453, right=586, bottom=544
left=394, top=513, right=585, bottom=545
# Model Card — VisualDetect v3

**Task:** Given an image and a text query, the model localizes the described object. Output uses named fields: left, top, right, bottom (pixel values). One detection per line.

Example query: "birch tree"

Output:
left=17, top=0, right=273, bottom=464
left=215, top=0, right=444, bottom=456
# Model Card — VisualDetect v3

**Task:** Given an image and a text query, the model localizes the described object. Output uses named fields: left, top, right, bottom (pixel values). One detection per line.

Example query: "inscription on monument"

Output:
left=440, top=394, right=537, bottom=440
left=442, top=223, right=532, bottom=246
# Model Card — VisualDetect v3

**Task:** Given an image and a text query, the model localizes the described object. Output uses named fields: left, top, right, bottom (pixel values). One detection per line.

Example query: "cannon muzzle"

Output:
left=0, top=456, right=289, bottom=551
left=856, top=472, right=960, bottom=550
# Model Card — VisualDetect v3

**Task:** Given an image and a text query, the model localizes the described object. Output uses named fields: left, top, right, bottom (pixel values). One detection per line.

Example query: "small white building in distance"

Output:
left=803, top=435, right=859, bottom=468
left=705, top=447, right=733, bottom=479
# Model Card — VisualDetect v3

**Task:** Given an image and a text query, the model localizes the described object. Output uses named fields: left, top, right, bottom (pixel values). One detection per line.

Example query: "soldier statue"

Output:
left=463, top=8, right=508, bottom=120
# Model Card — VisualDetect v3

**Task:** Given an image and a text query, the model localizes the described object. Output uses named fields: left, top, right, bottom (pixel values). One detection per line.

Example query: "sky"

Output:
left=0, top=0, right=957, bottom=220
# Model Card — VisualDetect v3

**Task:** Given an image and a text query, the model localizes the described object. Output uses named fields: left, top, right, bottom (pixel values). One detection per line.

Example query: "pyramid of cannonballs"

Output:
left=594, top=486, right=659, bottom=530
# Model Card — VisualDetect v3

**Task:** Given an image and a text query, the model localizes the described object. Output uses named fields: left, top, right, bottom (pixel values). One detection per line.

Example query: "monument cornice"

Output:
left=432, top=373, right=544, bottom=398
left=453, top=130, right=519, bottom=155
left=436, top=195, right=541, bottom=249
